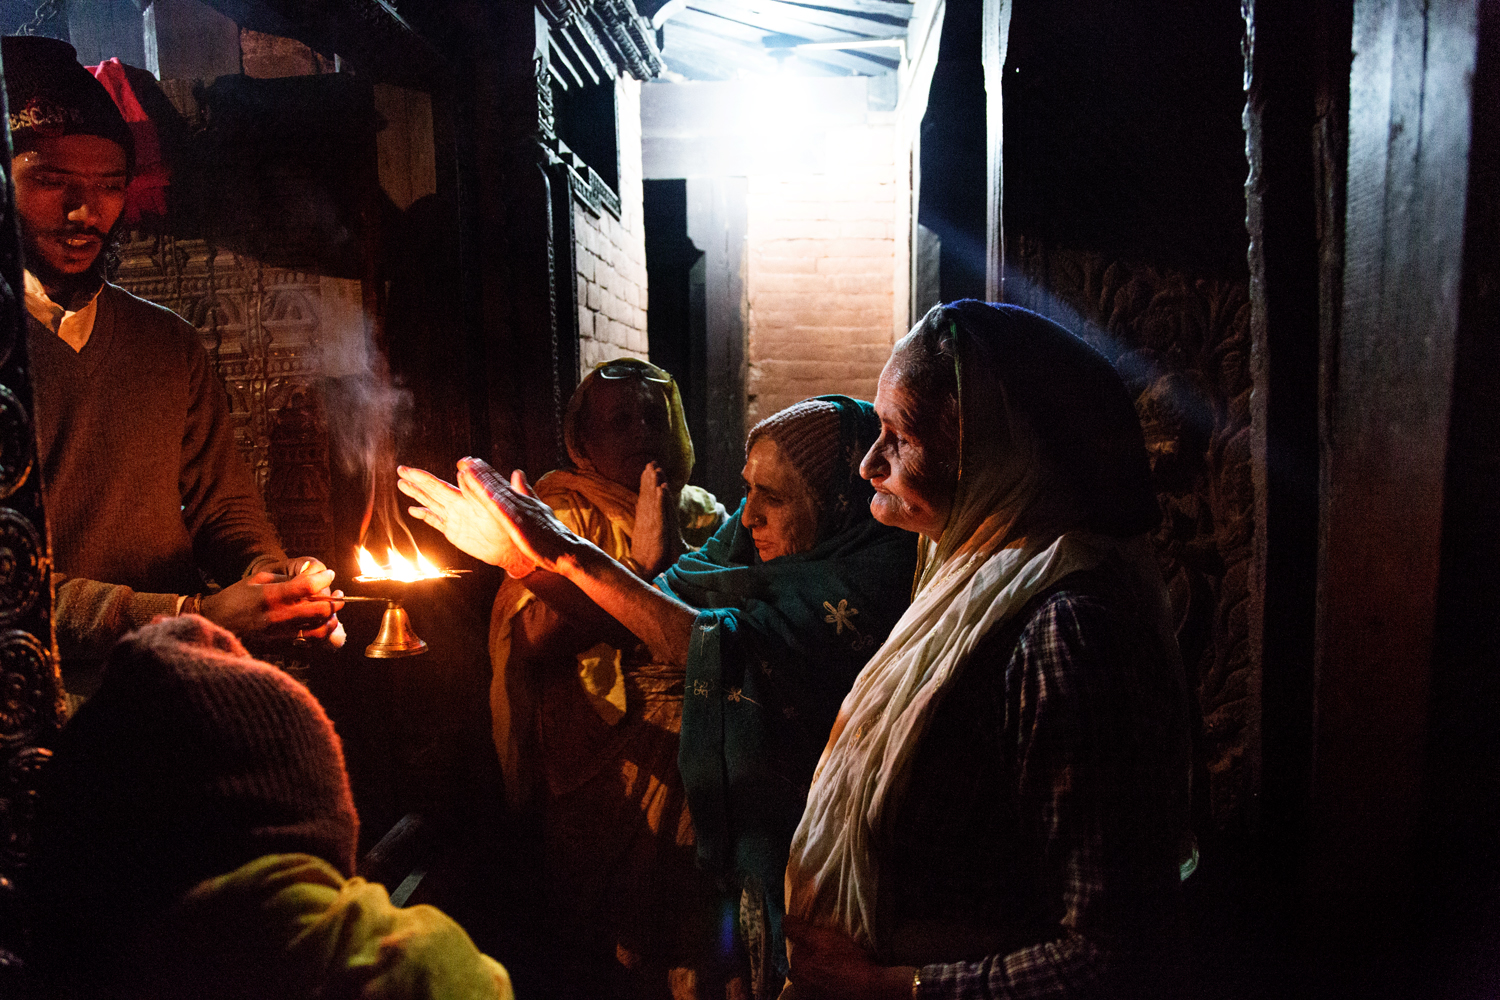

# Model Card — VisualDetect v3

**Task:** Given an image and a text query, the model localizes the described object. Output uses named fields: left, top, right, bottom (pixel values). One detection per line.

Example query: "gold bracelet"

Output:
left=183, top=594, right=202, bottom=616
left=912, top=967, right=922, bottom=1000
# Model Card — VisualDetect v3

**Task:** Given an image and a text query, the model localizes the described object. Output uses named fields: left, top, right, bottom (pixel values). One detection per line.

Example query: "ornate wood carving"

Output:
left=556, top=148, right=623, bottom=220
left=113, top=233, right=334, bottom=565
left=1008, top=238, right=1254, bottom=831
left=538, top=0, right=664, bottom=82
left=0, top=71, right=66, bottom=978
left=537, top=34, right=625, bottom=221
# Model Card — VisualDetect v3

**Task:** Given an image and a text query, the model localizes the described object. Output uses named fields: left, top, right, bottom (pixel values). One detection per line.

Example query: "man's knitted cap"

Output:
left=31, top=614, right=358, bottom=963
left=747, top=398, right=842, bottom=500
left=2, top=34, right=134, bottom=167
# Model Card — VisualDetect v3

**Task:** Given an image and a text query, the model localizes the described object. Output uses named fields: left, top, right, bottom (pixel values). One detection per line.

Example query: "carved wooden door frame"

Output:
left=0, top=55, right=67, bottom=980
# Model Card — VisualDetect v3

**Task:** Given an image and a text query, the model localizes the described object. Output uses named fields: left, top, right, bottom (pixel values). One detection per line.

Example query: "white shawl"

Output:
left=782, top=515, right=1159, bottom=954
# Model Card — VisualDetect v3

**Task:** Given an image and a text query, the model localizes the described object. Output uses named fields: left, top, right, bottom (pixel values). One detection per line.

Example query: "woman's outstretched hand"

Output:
left=397, top=458, right=585, bottom=579
left=397, top=461, right=532, bottom=577
left=454, top=459, right=581, bottom=573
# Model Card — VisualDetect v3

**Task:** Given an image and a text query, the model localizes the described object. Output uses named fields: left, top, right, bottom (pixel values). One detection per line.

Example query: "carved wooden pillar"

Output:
left=479, top=0, right=661, bottom=476
left=1242, top=0, right=1346, bottom=914
left=483, top=1, right=565, bottom=475
left=0, top=51, right=66, bottom=979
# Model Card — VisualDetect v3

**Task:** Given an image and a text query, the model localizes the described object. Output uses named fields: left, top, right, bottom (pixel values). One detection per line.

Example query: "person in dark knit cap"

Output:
left=1, top=35, right=343, bottom=700
left=27, top=614, right=514, bottom=1000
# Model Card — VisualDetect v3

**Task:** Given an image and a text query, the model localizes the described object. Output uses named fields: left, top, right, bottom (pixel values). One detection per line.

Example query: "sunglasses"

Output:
left=595, top=361, right=672, bottom=384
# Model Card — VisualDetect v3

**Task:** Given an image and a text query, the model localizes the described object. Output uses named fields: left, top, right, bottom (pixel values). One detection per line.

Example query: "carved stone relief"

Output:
left=1008, top=235, right=1254, bottom=831
left=113, top=232, right=334, bottom=564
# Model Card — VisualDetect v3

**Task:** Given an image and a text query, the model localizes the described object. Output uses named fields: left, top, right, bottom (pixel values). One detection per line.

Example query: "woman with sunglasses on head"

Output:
left=475, top=358, right=725, bottom=996
left=399, top=395, right=917, bottom=999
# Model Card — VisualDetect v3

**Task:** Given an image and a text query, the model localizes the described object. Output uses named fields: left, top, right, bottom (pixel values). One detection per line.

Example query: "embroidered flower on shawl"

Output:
left=823, top=600, right=859, bottom=634
left=727, top=687, right=760, bottom=706
left=692, top=680, right=711, bottom=697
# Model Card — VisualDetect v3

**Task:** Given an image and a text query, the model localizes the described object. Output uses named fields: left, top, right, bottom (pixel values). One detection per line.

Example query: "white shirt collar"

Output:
left=24, top=269, right=102, bottom=353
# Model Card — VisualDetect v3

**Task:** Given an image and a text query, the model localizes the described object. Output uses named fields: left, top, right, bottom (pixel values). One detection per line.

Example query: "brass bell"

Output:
left=364, top=601, right=428, bottom=658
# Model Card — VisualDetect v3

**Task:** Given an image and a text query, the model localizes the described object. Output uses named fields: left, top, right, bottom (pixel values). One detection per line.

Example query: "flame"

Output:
left=356, top=543, right=454, bottom=582
left=357, top=546, right=383, bottom=578
left=387, top=547, right=418, bottom=582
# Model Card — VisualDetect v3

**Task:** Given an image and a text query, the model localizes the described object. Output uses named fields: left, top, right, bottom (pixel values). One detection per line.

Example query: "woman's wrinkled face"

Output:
left=741, top=438, right=818, bottom=562
left=861, top=360, right=957, bottom=540
left=582, top=377, right=671, bottom=491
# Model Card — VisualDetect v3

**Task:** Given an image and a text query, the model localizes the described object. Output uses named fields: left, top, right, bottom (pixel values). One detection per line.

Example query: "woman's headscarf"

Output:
left=783, top=303, right=1186, bottom=964
left=913, top=299, right=1159, bottom=590
left=563, top=357, right=695, bottom=492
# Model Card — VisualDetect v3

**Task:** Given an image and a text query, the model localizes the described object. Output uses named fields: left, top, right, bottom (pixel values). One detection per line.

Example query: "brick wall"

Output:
left=576, top=75, right=650, bottom=375
left=745, top=123, right=900, bottom=426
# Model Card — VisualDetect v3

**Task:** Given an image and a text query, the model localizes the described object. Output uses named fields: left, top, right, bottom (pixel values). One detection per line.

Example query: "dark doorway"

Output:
left=644, top=176, right=746, bottom=507
left=644, top=178, right=707, bottom=479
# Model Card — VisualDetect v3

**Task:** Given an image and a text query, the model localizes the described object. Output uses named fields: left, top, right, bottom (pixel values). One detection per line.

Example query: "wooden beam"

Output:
left=686, top=177, right=748, bottom=506
left=146, top=0, right=241, bottom=79
left=664, top=16, right=860, bottom=75
left=779, top=0, right=914, bottom=20
left=676, top=4, right=773, bottom=41
left=664, top=17, right=778, bottom=61
left=661, top=44, right=738, bottom=79
left=68, top=0, right=147, bottom=67
left=714, top=0, right=910, bottom=33
left=1241, top=0, right=1341, bottom=940
left=550, top=35, right=590, bottom=88
left=668, top=13, right=877, bottom=73
left=697, top=0, right=907, bottom=40
left=198, top=0, right=446, bottom=87
left=792, top=45, right=897, bottom=71
left=556, top=14, right=620, bottom=80
left=1309, top=0, right=1480, bottom=944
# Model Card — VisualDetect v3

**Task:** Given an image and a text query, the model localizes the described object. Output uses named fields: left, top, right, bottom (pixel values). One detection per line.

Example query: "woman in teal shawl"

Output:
left=661, top=397, right=914, bottom=991
left=398, top=395, right=916, bottom=995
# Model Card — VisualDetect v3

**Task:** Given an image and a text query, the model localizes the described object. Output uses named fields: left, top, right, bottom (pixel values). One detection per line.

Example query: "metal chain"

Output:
left=17, top=0, right=62, bottom=36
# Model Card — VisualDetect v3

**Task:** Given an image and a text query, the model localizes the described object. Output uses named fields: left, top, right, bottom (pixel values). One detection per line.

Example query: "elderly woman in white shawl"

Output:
left=780, top=301, right=1193, bottom=1000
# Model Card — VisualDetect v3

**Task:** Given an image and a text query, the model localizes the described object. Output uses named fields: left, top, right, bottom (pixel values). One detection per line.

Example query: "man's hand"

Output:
left=631, top=462, right=683, bottom=578
left=783, top=915, right=917, bottom=1000
left=198, top=564, right=344, bottom=646
left=276, top=557, right=347, bottom=647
